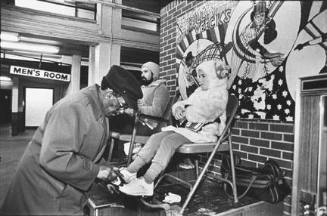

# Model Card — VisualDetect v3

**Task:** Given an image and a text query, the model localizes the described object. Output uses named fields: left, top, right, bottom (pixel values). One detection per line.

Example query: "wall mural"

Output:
left=175, top=0, right=327, bottom=122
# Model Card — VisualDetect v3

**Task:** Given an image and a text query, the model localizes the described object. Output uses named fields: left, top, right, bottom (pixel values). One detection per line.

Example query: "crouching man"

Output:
left=0, top=65, right=142, bottom=216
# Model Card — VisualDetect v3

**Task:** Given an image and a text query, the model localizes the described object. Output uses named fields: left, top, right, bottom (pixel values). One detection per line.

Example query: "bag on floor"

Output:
left=221, top=158, right=291, bottom=203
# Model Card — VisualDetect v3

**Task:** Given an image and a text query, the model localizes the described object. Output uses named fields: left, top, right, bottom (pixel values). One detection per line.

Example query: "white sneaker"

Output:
left=119, top=168, right=137, bottom=184
left=178, top=158, right=195, bottom=170
left=119, top=177, right=154, bottom=196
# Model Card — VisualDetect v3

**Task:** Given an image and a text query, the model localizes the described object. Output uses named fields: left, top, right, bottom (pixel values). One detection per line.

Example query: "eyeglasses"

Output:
left=107, top=89, right=128, bottom=109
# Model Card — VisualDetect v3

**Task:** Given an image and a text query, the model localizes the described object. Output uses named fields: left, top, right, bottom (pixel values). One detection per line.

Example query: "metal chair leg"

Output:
left=127, top=113, right=139, bottom=165
left=107, top=138, right=115, bottom=162
left=179, top=137, right=225, bottom=215
left=228, top=131, right=239, bottom=204
left=195, top=159, right=199, bottom=177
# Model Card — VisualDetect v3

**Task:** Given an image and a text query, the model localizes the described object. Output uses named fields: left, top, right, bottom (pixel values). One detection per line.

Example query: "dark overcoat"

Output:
left=1, top=85, right=110, bottom=215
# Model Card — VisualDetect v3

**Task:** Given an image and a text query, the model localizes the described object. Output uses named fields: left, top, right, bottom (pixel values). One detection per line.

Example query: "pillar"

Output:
left=66, top=54, right=81, bottom=95
left=88, top=46, right=96, bottom=86
left=88, top=0, right=122, bottom=86
left=11, top=77, right=19, bottom=136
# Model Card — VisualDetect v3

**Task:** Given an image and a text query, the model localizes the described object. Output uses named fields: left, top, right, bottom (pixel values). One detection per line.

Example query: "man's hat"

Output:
left=102, top=65, right=143, bottom=110
left=254, top=1, right=268, bottom=15
left=141, top=62, right=160, bottom=80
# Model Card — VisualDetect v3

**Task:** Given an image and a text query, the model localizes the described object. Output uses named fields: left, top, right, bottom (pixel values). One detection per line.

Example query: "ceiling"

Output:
left=0, top=0, right=161, bottom=71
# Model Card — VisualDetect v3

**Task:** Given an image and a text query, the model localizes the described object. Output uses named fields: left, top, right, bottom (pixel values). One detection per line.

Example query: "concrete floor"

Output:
left=0, top=125, right=283, bottom=215
left=0, top=125, right=35, bottom=205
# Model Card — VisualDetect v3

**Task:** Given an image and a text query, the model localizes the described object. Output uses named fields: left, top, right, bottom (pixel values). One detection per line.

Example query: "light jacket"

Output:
left=138, top=79, right=170, bottom=129
left=165, top=77, right=228, bottom=143
left=0, top=85, right=109, bottom=216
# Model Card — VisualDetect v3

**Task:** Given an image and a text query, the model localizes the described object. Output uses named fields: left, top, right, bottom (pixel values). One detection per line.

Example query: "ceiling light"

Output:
left=1, top=41, right=60, bottom=54
left=0, top=31, right=20, bottom=42
left=19, top=36, right=61, bottom=45
left=0, top=76, right=12, bottom=81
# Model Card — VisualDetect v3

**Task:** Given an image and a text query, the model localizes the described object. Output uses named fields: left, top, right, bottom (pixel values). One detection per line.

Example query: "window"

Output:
left=15, top=0, right=96, bottom=20
left=122, top=9, right=159, bottom=33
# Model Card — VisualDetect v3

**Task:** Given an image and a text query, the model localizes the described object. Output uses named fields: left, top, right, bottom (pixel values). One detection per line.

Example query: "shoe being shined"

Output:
left=119, top=168, right=137, bottom=184
left=178, top=158, right=195, bottom=170
left=119, top=177, right=154, bottom=196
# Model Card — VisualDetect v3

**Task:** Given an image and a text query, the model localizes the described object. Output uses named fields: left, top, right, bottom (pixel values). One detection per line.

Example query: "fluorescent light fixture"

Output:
left=0, top=31, right=20, bottom=42
left=20, top=36, right=61, bottom=45
left=1, top=41, right=60, bottom=54
left=0, top=76, right=12, bottom=81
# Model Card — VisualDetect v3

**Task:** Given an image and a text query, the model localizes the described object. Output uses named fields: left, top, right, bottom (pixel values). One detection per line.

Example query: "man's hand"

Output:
left=124, top=108, right=134, bottom=116
left=174, top=106, right=185, bottom=120
left=97, top=166, right=119, bottom=182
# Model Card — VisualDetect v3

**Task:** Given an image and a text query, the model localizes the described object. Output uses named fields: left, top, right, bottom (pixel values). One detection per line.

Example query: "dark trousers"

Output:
left=108, top=114, right=157, bottom=160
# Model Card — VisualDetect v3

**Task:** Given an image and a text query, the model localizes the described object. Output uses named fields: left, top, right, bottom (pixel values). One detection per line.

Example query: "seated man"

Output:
left=109, top=62, right=170, bottom=136
left=118, top=58, right=231, bottom=196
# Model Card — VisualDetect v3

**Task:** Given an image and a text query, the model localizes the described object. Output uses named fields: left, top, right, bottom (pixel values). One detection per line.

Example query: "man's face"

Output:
left=141, top=67, right=153, bottom=85
left=254, top=12, right=265, bottom=26
left=103, top=90, right=127, bottom=116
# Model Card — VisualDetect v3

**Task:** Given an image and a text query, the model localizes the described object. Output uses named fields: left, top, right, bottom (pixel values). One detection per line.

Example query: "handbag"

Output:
left=221, top=158, right=291, bottom=203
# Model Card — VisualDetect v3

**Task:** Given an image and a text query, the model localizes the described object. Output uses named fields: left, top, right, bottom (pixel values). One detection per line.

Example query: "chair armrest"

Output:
left=119, top=134, right=150, bottom=143
left=138, top=113, right=170, bottom=123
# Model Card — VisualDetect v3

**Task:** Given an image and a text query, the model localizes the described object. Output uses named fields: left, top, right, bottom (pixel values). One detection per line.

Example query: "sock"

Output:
left=127, top=156, right=146, bottom=173
left=143, top=162, right=163, bottom=183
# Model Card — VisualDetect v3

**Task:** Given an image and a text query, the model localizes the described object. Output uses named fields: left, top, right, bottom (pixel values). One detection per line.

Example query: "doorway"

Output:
left=0, top=89, right=12, bottom=125
left=25, top=88, right=53, bottom=127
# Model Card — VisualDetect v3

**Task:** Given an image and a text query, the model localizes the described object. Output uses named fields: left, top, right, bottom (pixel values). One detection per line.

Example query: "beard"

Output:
left=141, top=75, right=154, bottom=86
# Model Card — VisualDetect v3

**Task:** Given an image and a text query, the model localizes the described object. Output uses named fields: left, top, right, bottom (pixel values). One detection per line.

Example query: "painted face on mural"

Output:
left=253, top=12, right=266, bottom=27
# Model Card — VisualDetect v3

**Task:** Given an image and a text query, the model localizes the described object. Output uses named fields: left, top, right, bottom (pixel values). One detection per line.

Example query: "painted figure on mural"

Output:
left=294, top=32, right=327, bottom=74
left=245, top=2, right=283, bottom=60
left=227, top=1, right=286, bottom=89
left=178, top=51, right=199, bottom=99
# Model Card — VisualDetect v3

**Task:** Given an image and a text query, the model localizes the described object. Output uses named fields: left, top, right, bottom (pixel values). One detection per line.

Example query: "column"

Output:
left=92, top=42, right=121, bottom=85
left=66, top=54, right=81, bottom=95
left=88, top=45, right=96, bottom=86
left=11, top=77, right=19, bottom=136
left=88, top=0, right=122, bottom=86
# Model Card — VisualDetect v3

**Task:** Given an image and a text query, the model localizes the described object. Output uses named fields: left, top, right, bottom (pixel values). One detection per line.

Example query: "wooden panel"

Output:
left=1, top=5, right=159, bottom=51
left=1, top=5, right=101, bottom=44
left=119, top=29, right=159, bottom=51
left=292, top=82, right=326, bottom=215
left=298, top=95, right=320, bottom=193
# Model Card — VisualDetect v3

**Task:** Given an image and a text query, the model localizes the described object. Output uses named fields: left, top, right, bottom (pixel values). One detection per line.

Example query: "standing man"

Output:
left=0, top=65, right=143, bottom=216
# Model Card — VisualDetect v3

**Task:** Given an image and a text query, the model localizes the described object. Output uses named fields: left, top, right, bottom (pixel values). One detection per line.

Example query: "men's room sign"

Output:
left=10, top=66, right=71, bottom=82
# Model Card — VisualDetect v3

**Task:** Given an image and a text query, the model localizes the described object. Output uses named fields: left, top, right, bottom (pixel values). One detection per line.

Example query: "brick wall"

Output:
left=159, top=1, right=294, bottom=215
left=231, top=119, right=294, bottom=215
left=159, top=0, right=203, bottom=96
